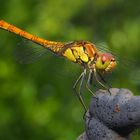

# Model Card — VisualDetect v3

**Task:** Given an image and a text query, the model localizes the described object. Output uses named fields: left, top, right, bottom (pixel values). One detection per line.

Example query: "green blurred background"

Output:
left=0, top=0, right=140, bottom=140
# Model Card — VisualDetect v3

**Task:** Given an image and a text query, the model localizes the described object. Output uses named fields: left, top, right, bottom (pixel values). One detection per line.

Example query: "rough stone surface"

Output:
left=77, top=88, right=140, bottom=140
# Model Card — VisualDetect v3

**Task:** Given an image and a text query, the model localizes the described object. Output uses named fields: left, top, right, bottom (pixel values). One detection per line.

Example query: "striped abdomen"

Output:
left=0, top=20, right=64, bottom=53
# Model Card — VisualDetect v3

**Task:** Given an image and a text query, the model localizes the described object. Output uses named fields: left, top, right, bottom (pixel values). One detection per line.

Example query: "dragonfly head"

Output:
left=95, top=52, right=117, bottom=73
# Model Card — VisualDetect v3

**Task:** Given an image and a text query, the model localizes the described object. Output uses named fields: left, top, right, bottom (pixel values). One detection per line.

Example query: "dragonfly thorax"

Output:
left=62, top=41, right=98, bottom=64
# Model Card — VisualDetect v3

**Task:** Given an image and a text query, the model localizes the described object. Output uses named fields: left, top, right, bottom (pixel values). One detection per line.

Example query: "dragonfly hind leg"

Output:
left=86, top=70, right=97, bottom=97
left=73, top=69, right=87, bottom=112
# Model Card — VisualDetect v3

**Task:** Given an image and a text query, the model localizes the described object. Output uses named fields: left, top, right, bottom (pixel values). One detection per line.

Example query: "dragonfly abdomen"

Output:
left=0, top=20, right=64, bottom=53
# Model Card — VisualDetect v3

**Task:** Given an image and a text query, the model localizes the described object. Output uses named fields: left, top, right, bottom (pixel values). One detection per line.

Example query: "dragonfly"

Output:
left=0, top=20, right=117, bottom=112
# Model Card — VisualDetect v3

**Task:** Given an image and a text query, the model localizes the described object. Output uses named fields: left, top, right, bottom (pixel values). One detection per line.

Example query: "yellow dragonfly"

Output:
left=0, top=20, right=117, bottom=112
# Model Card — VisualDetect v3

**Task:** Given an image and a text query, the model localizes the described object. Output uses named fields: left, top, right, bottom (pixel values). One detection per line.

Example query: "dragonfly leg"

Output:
left=97, top=72, right=112, bottom=88
left=93, top=65, right=110, bottom=92
left=73, top=69, right=87, bottom=112
left=86, top=70, right=97, bottom=97
left=97, top=72, right=112, bottom=95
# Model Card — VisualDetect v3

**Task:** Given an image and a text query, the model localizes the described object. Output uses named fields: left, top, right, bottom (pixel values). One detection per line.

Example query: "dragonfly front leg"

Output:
left=97, top=72, right=112, bottom=88
left=93, top=64, right=111, bottom=93
left=73, top=69, right=87, bottom=112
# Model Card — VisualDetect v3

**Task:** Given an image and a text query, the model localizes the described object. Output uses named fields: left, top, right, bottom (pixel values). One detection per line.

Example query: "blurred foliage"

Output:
left=0, top=0, right=140, bottom=140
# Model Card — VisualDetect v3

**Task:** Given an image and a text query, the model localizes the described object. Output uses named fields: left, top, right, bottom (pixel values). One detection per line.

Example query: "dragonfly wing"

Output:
left=14, top=39, right=48, bottom=64
left=95, top=42, right=138, bottom=68
left=95, top=42, right=140, bottom=85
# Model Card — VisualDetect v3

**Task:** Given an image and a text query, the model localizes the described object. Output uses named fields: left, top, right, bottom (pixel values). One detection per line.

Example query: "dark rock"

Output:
left=77, top=88, right=140, bottom=140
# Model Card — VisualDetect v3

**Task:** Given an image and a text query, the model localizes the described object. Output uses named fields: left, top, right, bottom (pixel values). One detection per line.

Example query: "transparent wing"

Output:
left=95, top=42, right=140, bottom=85
left=95, top=42, right=139, bottom=68
left=95, top=42, right=136, bottom=66
left=14, top=39, right=48, bottom=64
